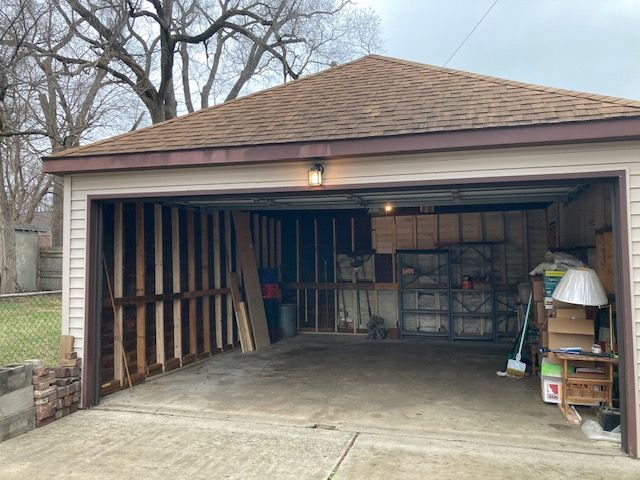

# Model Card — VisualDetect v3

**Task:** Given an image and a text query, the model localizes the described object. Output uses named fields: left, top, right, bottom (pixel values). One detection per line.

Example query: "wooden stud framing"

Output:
left=253, top=214, right=260, bottom=267
left=296, top=219, right=300, bottom=332
left=333, top=218, right=338, bottom=333
left=186, top=210, right=197, bottom=355
left=314, top=218, right=319, bottom=332
left=262, top=216, right=269, bottom=269
left=213, top=211, right=223, bottom=349
left=200, top=211, right=211, bottom=354
left=225, top=211, right=234, bottom=345
left=154, top=204, right=165, bottom=369
left=276, top=220, right=282, bottom=271
left=269, top=218, right=276, bottom=269
left=171, top=207, right=182, bottom=362
left=135, top=203, right=146, bottom=374
left=113, top=202, right=124, bottom=385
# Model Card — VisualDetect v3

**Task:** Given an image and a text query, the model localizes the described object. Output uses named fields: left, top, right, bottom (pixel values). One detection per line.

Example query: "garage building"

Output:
left=43, top=55, right=640, bottom=456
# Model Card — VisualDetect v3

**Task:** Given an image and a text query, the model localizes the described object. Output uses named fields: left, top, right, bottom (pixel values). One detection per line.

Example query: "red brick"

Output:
left=34, top=386, right=57, bottom=399
left=72, top=392, right=80, bottom=402
left=54, top=367, right=70, bottom=378
left=55, top=377, right=72, bottom=386
left=69, top=404, right=79, bottom=414
left=36, top=416, right=56, bottom=428
left=35, top=402, right=56, bottom=420
left=54, top=409, right=63, bottom=420
left=63, top=395, right=73, bottom=407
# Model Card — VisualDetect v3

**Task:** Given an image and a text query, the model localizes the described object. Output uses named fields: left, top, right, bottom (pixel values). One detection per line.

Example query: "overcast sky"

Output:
left=358, top=0, right=640, bottom=100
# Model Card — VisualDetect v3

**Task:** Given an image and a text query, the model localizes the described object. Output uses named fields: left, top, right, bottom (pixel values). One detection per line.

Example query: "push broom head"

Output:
left=506, top=357, right=527, bottom=378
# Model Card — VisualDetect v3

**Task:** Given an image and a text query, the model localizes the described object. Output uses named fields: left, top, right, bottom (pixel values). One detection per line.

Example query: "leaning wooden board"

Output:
left=228, top=272, right=255, bottom=353
left=232, top=211, right=271, bottom=350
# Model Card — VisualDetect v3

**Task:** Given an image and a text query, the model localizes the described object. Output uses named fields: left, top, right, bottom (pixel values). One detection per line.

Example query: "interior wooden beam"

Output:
left=186, top=210, right=197, bottom=355
left=154, top=204, right=165, bottom=369
left=200, top=211, right=211, bottom=354
left=262, top=216, right=269, bottom=269
left=171, top=207, right=182, bottom=363
left=114, top=288, right=230, bottom=306
left=113, top=202, right=124, bottom=385
left=276, top=220, right=282, bottom=271
left=224, top=211, right=234, bottom=345
left=135, top=202, right=146, bottom=374
left=252, top=214, right=260, bottom=267
left=282, top=282, right=399, bottom=291
left=296, top=219, right=300, bottom=332
left=333, top=218, right=338, bottom=333
left=213, top=211, right=223, bottom=349
left=314, top=218, right=319, bottom=332
left=269, top=217, right=276, bottom=269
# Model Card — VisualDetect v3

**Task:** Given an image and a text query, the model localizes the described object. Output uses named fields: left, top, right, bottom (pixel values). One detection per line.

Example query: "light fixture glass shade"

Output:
left=308, top=164, right=323, bottom=186
left=551, top=267, right=608, bottom=306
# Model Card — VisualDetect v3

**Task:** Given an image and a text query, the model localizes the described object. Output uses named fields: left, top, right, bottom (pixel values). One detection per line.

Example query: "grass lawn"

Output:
left=0, top=293, right=61, bottom=367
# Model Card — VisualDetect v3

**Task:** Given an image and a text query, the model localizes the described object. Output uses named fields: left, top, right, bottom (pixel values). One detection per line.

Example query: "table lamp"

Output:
left=552, top=267, right=614, bottom=355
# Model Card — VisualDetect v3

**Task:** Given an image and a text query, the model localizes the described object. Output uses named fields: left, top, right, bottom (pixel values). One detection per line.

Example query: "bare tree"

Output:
left=57, top=0, right=382, bottom=123
left=0, top=0, right=137, bottom=292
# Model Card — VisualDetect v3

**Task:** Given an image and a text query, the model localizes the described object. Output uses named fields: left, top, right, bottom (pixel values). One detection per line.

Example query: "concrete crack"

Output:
left=327, top=432, right=359, bottom=480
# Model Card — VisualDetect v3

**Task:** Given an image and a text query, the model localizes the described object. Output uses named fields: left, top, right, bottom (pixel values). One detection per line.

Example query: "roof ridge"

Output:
left=369, top=54, right=640, bottom=110
left=58, top=56, right=373, bottom=158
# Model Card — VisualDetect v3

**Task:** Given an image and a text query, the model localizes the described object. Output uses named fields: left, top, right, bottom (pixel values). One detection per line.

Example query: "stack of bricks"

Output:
left=33, top=365, right=82, bottom=427
left=33, top=335, right=82, bottom=428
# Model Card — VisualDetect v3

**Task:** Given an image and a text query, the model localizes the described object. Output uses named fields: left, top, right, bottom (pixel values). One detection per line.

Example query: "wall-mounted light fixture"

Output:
left=384, top=203, right=393, bottom=214
left=308, top=164, right=324, bottom=187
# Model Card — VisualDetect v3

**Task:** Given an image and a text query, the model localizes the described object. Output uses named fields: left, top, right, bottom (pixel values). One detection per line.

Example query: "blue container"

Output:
left=279, top=304, right=297, bottom=338
left=259, top=268, right=279, bottom=284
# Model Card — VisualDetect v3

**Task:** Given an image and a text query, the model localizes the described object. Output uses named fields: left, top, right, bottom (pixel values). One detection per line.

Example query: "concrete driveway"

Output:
left=1, top=336, right=639, bottom=479
left=1, top=408, right=639, bottom=479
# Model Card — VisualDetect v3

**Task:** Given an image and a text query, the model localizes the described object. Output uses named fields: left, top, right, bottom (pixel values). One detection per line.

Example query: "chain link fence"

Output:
left=0, top=291, right=62, bottom=367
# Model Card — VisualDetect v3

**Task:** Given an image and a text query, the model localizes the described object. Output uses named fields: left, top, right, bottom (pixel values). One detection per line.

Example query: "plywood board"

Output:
left=483, top=211, right=505, bottom=242
left=416, top=215, right=436, bottom=249
left=395, top=215, right=416, bottom=249
left=438, top=213, right=459, bottom=245
left=232, top=211, right=271, bottom=350
left=372, top=216, right=395, bottom=253
left=596, top=230, right=615, bottom=294
left=461, top=212, right=482, bottom=243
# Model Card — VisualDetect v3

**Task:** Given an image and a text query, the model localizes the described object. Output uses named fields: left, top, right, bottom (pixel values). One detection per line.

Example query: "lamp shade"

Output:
left=551, top=267, right=608, bottom=306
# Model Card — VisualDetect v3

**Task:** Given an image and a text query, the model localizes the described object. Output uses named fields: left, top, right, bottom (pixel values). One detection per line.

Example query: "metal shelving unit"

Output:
left=398, top=244, right=518, bottom=342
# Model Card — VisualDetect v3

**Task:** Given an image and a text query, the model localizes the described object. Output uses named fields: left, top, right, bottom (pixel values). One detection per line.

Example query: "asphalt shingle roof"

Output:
left=55, top=55, right=640, bottom=158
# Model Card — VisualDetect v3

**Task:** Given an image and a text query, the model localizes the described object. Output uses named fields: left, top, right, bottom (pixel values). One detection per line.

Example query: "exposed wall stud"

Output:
left=154, top=204, right=165, bottom=368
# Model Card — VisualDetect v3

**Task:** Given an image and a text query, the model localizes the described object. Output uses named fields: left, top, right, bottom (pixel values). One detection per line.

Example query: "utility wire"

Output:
left=443, top=0, right=499, bottom=67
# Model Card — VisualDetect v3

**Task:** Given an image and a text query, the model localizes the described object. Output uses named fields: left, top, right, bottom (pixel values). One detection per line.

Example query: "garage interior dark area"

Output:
left=90, top=177, right=626, bottom=452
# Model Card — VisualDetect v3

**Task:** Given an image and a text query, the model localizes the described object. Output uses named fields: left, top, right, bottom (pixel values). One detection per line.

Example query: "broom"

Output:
left=505, top=293, right=533, bottom=378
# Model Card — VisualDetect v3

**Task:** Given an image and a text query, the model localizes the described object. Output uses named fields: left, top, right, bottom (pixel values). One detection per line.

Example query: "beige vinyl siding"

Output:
left=63, top=140, right=640, bottom=441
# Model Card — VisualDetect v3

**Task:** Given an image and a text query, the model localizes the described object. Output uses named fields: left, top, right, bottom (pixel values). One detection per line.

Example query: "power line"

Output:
left=443, top=0, right=499, bottom=67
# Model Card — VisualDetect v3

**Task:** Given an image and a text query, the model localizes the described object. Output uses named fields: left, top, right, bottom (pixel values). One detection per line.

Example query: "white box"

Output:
left=541, top=376, right=562, bottom=404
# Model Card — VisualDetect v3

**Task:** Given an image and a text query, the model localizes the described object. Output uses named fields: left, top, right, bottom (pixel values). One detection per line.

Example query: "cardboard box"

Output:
left=547, top=316, right=594, bottom=336
left=548, top=332, right=594, bottom=352
left=541, top=376, right=562, bottom=404
left=534, top=301, right=547, bottom=327
left=532, top=276, right=544, bottom=302
left=552, top=299, right=578, bottom=310
left=540, top=330, right=548, bottom=347
left=553, top=308, right=587, bottom=320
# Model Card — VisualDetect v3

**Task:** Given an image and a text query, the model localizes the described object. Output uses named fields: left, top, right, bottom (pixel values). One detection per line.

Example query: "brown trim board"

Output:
left=44, top=118, right=640, bottom=174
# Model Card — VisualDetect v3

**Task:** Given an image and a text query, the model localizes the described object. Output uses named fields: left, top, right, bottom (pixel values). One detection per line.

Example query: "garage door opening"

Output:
left=85, top=176, right=632, bottom=454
